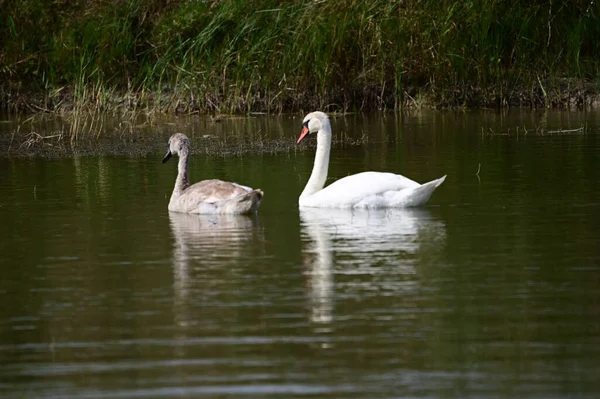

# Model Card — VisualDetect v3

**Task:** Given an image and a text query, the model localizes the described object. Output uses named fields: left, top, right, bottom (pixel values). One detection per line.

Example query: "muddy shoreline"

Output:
left=3, top=78, right=600, bottom=115
left=0, top=129, right=309, bottom=159
left=0, top=112, right=321, bottom=158
left=1, top=80, right=598, bottom=159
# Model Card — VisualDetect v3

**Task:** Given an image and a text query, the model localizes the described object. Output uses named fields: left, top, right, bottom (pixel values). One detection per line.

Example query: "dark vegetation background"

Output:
left=1, top=0, right=599, bottom=113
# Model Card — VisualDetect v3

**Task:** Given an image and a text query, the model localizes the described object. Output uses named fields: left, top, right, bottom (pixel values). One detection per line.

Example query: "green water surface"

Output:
left=1, top=110, right=599, bottom=398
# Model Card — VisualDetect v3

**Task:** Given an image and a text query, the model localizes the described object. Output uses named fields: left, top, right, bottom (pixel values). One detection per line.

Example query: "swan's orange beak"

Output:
left=297, top=124, right=309, bottom=144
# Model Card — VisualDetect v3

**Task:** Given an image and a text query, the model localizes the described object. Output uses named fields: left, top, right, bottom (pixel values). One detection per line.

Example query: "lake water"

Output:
left=1, top=110, right=599, bottom=398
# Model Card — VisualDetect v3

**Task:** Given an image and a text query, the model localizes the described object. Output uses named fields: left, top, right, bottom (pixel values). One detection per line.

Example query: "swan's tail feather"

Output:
left=388, top=175, right=446, bottom=207
left=229, top=188, right=263, bottom=214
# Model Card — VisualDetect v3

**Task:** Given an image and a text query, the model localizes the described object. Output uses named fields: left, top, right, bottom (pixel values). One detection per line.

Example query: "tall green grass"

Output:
left=1, top=0, right=599, bottom=113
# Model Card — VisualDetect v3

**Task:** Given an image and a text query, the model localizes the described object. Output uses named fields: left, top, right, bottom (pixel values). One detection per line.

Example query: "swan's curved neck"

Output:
left=300, top=120, right=332, bottom=199
left=173, top=148, right=190, bottom=196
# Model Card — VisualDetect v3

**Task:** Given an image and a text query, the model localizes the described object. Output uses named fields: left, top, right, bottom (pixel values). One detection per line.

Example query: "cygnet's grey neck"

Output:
left=173, top=148, right=190, bottom=196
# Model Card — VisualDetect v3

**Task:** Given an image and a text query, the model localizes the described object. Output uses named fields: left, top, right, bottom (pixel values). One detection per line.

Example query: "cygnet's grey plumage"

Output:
left=162, top=133, right=263, bottom=214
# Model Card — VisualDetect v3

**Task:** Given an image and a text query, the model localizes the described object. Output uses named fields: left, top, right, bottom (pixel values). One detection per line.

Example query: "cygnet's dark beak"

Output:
left=162, top=149, right=172, bottom=163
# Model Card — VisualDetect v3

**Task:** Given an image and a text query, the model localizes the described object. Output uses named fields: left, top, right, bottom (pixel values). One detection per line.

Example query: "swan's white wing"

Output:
left=300, top=172, right=421, bottom=208
left=376, top=175, right=446, bottom=207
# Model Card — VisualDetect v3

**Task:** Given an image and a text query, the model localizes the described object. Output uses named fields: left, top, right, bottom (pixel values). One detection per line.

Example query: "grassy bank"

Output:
left=1, top=0, right=599, bottom=113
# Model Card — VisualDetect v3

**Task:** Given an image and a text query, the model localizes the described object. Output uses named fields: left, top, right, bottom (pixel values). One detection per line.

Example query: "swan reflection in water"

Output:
left=168, top=212, right=263, bottom=328
left=300, top=207, right=447, bottom=326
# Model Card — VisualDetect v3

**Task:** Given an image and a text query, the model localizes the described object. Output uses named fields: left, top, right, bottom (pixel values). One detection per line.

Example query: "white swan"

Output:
left=296, top=111, right=446, bottom=208
left=162, top=133, right=263, bottom=214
